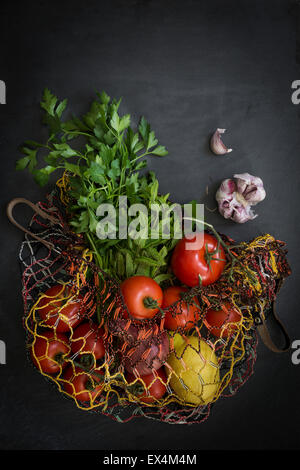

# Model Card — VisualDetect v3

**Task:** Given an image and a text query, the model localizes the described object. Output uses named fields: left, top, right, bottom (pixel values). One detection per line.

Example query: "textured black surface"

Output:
left=1, top=0, right=300, bottom=450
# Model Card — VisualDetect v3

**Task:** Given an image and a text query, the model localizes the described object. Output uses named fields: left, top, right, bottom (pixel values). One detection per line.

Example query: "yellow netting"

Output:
left=19, top=184, right=290, bottom=423
left=23, top=232, right=289, bottom=417
left=56, top=171, right=70, bottom=206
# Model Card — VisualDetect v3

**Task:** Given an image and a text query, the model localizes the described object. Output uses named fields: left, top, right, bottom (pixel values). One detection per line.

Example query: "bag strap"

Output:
left=256, top=280, right=290, bottom=353
left=6, top=197, right=62, bottom=251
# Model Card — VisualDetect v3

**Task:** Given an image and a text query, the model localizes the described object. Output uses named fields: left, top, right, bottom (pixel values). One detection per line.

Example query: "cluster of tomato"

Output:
left=31, top=284, right=106, bottom=402
left=118, top=232, right=242, bottom=403
left=31, top=232, right=242, bottom=406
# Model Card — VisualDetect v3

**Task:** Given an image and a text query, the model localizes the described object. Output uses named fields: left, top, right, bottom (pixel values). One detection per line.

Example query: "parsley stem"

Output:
left=86, top=232, right=102, bottom=269
left=64, top=130, right=93, bottom=138
left=130, top=151, right=149, bottom=165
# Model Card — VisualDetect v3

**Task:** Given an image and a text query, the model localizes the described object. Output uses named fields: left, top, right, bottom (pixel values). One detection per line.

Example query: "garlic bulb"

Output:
left=210, top=129, right=232, bottom=155
left=215, top=173, right=266, bottom=223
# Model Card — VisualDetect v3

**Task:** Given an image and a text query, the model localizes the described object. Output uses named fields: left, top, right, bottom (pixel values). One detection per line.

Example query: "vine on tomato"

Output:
left=204, top=302, right=242, bottom=338
left=162, top=286, right=200, bottom=331
left=171, top=232, right=226, bottom=287
left=31, top=330, right=70, bottom=374
left=36, top=284, right=84, bottom=333
left=121, top=275, right=163, bottom=320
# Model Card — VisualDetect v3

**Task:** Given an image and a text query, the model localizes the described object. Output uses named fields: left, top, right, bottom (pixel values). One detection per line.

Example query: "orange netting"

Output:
left=18, top=189, right=290, bottom=424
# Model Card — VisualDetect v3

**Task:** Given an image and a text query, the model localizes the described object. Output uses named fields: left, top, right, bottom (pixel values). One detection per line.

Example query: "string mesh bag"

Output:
left=15, top=183, right=291, bottom=425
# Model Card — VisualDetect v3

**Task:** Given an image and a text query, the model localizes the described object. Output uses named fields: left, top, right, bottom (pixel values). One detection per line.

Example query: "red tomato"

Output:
left=31, top=330, right=70, bottom=374
left=36, top=284, right=84, bottom=333
left=121, top=276, right=163, bottom=320
left=204, top=302, right=242, bottom=338
left=71, top=322, right=105, bottom=360
left=171, top=232, right=226, bottom=287
left=126, top=368, right=167, bottom=404
left=63, top=366, right=104, bottom=402
left=162, top=286, right=200, bottom=331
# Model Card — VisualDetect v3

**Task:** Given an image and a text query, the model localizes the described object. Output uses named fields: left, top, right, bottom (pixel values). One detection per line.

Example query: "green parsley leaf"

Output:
left=40, top=88, right=58, bottom=116
left=151, top=145, right=168, bottom=156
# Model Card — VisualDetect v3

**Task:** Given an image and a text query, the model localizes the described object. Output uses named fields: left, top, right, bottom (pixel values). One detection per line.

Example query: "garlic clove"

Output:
left=234, top=173, right=266, bottom=205
left=210, top=128, right=233, bottom=155
left=231, top=204, right=257, bottom=223
left=218, top=200, right=235, bottom=220
left=233, top=173, right=250, bottom=194
left=215, top=178, right=236, bottom=201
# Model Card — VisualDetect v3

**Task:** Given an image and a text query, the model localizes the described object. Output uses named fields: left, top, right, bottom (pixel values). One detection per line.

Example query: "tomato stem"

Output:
left=126, top=381, right=145, bottom=396
left=85, top=378, right=96, bottom=391
left=143, top=296, right=158, bottom=309
left=79, top=353, right=95, bottom=369
left=54, top=352, right=66, bottom=364
left=72, top=360, right=104, bottom=382
left=143, top=297, right=165, bottom=318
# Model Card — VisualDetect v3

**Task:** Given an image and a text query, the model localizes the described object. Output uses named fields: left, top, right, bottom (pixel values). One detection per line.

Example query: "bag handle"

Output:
left=256, top=293, right=290, bottom=353
left=6, top=197, right=62, bottom=251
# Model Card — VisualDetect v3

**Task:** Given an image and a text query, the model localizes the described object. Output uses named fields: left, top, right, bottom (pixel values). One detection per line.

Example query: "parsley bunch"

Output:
left=16, top=89, right=180, bottom=282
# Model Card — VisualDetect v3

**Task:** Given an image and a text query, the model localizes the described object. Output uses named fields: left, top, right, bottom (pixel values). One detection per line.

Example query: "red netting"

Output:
left=17, top=190, right=290, bottom=424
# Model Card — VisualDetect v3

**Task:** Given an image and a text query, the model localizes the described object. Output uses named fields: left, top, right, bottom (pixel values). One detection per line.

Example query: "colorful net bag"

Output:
left=7, top=186, right=291, bottom=425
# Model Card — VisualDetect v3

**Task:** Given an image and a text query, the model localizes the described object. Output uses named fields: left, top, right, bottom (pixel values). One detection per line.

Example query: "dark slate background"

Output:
left=1, top=0, right=300, bottom=450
